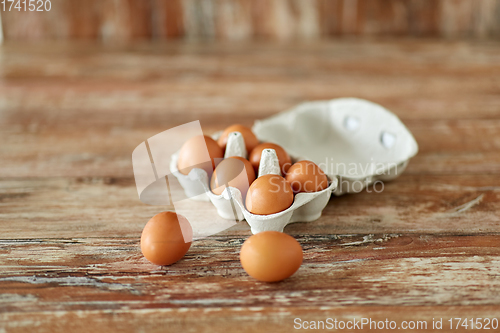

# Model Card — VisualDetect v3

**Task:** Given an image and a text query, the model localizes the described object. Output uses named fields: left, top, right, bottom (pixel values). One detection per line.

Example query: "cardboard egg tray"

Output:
left=170, top=98, right=418, bottom=234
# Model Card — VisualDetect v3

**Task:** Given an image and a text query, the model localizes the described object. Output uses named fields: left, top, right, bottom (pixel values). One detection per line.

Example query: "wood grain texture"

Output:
left=1, top=39, right=500, bottom=331
left=2, top=307, right=500, bottom=333
left=0, top=173, right=499, bottom=239
left=151, top=0, right=185, bottom=39
left=1, top=234, right=500, bottom=332
left=2, top=0, right=500, bottom=41
left=1, top=40, right=499, bottom=178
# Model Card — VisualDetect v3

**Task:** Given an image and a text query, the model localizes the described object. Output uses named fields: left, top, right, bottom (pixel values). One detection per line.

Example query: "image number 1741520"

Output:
left=1, top=0, right=51, bottom=11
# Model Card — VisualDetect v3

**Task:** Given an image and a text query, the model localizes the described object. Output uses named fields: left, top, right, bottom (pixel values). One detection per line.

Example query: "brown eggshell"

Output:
left=249, top=143, right=292, bottom=175
left=240, top=231, right=303, bottom=282
left=245, top=174, right=294, bottom=215
left=285, top=160, right=329, bottom=194
left=218, top=124, right=259, bottom=154
left=211, top=156, right=256, bottom=200
left=177, top=135, right=224, bottom=177
left=140, top=212, right=193, bottom=266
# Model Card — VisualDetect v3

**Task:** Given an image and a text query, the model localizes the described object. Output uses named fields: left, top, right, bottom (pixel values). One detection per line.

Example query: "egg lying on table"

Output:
left=210, top=156, right=256, bottom=200
left=177, top=135, right=224, bottom=177
left=240, top=231, right=303, bottom=282
left=141, top=212, right=193, bottom=266
left=245, top=174, right=294, bottom=215
left=285, top=160, right=329, bottom=194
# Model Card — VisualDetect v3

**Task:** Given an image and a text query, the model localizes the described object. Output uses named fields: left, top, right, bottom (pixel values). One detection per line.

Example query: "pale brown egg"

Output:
left=249, top=143, right=292, bottom=175
left=245, top=174, right=294, bottom=215
left=240, top=231, right=303, bottom=282
left=211, top=156, right=256, bottom=200
left=218, top=124, right=259, bottom=154
left=140, top=212, right=192, bottom=266
left=177, top=135, right=224, bottom=177
left=285, top=160, right=329, bottom=194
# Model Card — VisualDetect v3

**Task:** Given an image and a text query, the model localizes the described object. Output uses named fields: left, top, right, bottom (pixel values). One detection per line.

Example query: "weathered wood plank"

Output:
left=3, top=78, right=500, bottom=121
left=1, top=234, right=500, bottom=304
left=0, top=234, right=499, bottom=333
left=0, top=174, right=499, bottom=239
left=3, top=39, right=500, bottom=80
left=151, top=0, right=184, bottom=39
left=2, top=112, right=500, bottom=177
left=1, top=40, right=499, bottom=177
left=1, top=305, right=498, bottom=333
left=2, top=0, right=500, bottom=41
left=1, top=41, right=499, bottom=121
left=2, top=110, right=500, bottom=177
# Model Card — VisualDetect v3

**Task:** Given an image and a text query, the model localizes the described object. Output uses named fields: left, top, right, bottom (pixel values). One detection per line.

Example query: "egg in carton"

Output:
left=170, top=97, right=418, bottom=233
left=234, top=148, right=338, bottom=234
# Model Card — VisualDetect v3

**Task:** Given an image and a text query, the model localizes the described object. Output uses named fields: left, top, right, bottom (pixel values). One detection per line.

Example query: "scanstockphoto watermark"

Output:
left=294, top=317, right=499, bottom=330
left=294, top=317, right=428, bottom=330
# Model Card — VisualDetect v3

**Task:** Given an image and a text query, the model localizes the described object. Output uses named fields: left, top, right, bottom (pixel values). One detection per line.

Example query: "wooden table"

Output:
left=1, top=39, right=499, bottom=332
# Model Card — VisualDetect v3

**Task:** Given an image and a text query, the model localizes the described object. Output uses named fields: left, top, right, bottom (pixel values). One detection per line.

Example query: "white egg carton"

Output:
left=170, top=98, right=418, bottom=233
left=170, top=132, right=337, bottom=234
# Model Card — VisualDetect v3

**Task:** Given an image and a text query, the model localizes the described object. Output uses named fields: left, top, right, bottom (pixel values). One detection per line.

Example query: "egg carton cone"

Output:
left=232, top=148, right=338, bottom=234
left=252, top=98, right=418, bottom=195
left=205, top=132, right=247, bottom=221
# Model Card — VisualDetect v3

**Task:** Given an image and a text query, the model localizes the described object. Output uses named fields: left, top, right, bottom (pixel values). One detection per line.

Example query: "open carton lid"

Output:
left=252, top=98, right=418, bottom=195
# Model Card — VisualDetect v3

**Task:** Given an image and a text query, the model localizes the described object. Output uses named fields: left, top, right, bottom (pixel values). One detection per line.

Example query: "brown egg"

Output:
left=240, top=231, right=303, bottom=282
left=249, top=143, right=292, bottom=175
left=140, top=212, right=192, bottom=266
left=218, top=124, right=259, bottom=154
left=285, top=160, right=329, bottom=194
left=177, top=135, right=224, bottom=177
left=245, top=174, right=294, bottom=215
left=211, top=156, right=256, bottom=200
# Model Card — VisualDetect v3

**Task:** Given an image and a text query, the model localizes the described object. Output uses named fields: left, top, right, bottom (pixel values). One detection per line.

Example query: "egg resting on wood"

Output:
left=240, top=231, right=303, bottom=282
left=141, top=212, right=192, bottom=266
